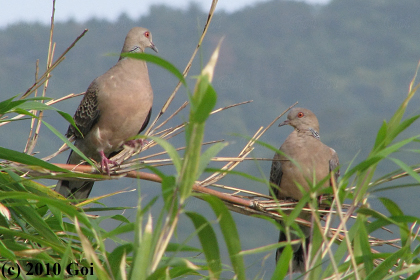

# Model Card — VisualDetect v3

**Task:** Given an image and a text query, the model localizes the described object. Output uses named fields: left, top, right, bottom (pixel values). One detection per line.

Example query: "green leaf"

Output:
left=57, top=110, right=79, bottom=132
left=283, top=191, right=308, bottom=229
left=130, top=214, right=154, bottom=280
left=103, top=223, right=135, bottom=239
left=0, top=146, right=65, bottom=172
left=308, top=214, right=324, bottom=278
left=169, top=265, right=201, bottom=278
left=186, top=211, right=222, bottom=279
left=161, top=175, right=177, bottom=211
left=0, top=226, right=65, bottom=254
left=11, top=204, right=62, bottom=246
left=193, top=83, right=217, bottom=123
left=358, top=207, right=406, bottom=234
left=199, top=194, right=246, bottom=280
left=11, top=108, right=38, bottom=117
left=239, top=242, right=285, bottom=256
left=166, top=243, right=201, bottom=252
left=23, top=97, right=52, bottom=101
left=122, top=53, right=186, bottom=86
left=356, top=216, right=374, bottom=274
left=389, top=157, right=420, bottom=184
left=345, top=155, right=382, bottom=178
left=0, top=95, right=25, bottom=114
left=388, top=114, right=420, bottom=141
left=376, top=135, right=420, bottom=158
left=74, top=218, right=112, bottom=280
left=109, top=244, right=133, bottom=279
left=15, top=101, right=58, bottom=111
left=110, top=214, right=131, bottom=224
left=366, top=214, right=419, bottom=234
left=365, top=246, right=409, bottom=280
left=401, top=268, right=420, bottom=280
left=387, top=83, right=420, bottom=131
left=197, top=142, right=228, bottom=178
left=378, top=197, right=409, bottom=246
left=271, top=245, right=292, bottom=280
left=373, top=120, right=388, bottom=151
left=0, top=239, right=16, bottom=261
left=323, top=217, right=359, bottom=277
left=378, top=197, right=403, bottom=216
left=147, top=258, right=201, bottom=280
left=148, top=136, right=182, bottom=174
left=42, top=120, right=95, bottom=167
left=0, top=172, right=62, bottom=198
left=59, top=244, right=73, bottom=277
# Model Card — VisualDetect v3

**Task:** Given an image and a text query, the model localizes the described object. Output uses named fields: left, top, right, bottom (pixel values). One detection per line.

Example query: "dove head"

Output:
left=279, top=107, right=320, bottom=133
left=121, top=27, right=158, bottom=54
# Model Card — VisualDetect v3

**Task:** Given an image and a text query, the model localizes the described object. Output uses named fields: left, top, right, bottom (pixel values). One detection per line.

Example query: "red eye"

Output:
left=297, top=112, right=304, bottom=118
left=144, top=31, right=150, bottom=38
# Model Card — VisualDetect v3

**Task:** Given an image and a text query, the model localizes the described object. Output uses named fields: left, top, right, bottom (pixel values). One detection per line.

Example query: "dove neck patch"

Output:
left=309, top=128, right=320, bottom=139
left=129, top=46, right=141, bottom=53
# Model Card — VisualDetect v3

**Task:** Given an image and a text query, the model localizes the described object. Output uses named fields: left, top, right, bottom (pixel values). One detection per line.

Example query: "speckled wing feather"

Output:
left=66, top=81, right=100, bottom=139
left=269, top=152, right=283, bottom=198
left=329, top=148, right=340, bottom=183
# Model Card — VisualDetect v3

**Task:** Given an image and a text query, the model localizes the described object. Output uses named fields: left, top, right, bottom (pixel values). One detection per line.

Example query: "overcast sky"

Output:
left=1, top=0, right=329, bottom=28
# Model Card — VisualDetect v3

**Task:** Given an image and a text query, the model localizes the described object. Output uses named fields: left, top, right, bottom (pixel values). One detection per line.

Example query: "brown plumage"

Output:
left=55, top=27, right=157, bottom=200
left=269, top=107, right=339, bottom=272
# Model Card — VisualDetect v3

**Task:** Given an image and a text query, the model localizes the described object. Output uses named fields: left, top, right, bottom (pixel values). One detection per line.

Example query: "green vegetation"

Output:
left=0, top=0, right=420, bottom=279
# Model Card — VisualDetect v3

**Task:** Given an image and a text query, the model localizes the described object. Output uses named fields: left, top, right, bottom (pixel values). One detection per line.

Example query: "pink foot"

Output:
left=99, top=151, right=118, bottom=175
left=124, top=138, right=149, bottom=148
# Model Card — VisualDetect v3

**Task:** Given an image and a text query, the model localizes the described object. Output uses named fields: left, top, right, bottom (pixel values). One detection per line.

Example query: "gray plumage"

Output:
left=55, top=27, right=157, bottom=200
left=269, top=107, right=339, bottom=272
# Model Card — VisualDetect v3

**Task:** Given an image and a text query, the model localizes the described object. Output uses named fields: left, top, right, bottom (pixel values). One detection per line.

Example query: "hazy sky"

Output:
left=1, top=0, right=329, bottom=28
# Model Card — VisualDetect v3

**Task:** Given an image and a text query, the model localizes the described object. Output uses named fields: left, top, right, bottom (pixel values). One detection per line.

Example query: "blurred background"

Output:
left=1, top=0, right=420, bottom=277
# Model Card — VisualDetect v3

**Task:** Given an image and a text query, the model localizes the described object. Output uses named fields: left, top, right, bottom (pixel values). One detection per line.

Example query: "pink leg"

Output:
left=318, top=194, right=323, bottom=205
left=99, top=151, right=118, bottom=175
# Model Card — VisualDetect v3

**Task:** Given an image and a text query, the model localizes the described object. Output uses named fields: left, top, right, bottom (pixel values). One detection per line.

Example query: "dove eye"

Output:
left=144, top=31, right=150, bottom=38
left=297, top=112, right=304, bottom=118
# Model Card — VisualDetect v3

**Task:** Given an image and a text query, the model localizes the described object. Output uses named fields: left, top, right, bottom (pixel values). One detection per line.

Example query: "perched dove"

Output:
left=55, top=27, right=158, bottom=200
left=269, top=107, right=339, bottom=272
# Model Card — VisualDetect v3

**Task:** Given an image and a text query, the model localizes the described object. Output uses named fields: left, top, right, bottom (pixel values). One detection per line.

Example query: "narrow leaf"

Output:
left=148, top=136, right=182, bottom=174
left=271, top=245, right=292, bottom=280
left=197, top=142, right=228, bottom=178
left=365, top=246, right=409, bottom=280
left=200, top=194, right=246, bottom=280
left=186, top=211, right=222, bottom=279
left=194, top=83, right=217, bottom=123
left=0, top=146, right=65, bottom=172
left=122, top=53, right=186, bottom=86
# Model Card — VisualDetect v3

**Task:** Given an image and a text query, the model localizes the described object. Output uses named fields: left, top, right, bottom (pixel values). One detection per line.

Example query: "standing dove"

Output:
left=55, top=27, right=158, bottom=200
left=269, top=107, right=339, bottom=272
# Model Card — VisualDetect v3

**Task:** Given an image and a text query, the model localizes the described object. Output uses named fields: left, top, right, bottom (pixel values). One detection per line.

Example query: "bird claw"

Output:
left=124, top=138, right=148, bottom=149
left=99, top=151, right=118, bottom=175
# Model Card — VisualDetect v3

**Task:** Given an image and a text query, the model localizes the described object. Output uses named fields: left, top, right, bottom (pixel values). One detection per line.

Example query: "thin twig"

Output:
left=20, top=29, right=88, bottom=99
left=146, top=0, right=219, bottom=136
left=24, top=59, right=40, bottom=154
left=26, top=1, right=57, bottom=155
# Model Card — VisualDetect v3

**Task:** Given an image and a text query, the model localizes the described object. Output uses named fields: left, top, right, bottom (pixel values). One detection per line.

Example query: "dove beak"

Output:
left=150, top=42, right=158, bottom=53
left=278, top=120, right=290, bottom=127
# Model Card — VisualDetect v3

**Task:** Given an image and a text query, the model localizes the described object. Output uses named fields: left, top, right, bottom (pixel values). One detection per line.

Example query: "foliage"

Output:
left=1, top=1, right=420, bottom=279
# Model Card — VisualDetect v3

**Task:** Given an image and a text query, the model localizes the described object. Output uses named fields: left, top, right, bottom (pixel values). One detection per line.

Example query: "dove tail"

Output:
left=54, top=150, right=95, bottom=200
left=276, top=222, right=310, bottom=273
